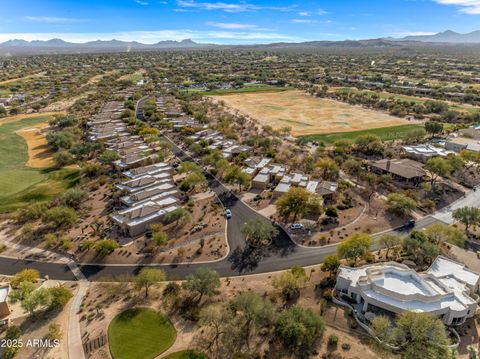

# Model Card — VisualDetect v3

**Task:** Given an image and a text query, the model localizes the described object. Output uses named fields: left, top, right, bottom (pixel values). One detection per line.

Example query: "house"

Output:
left=252, top=168, right=271, bottom=190
left=120, top=182, right=178, bottom=206
left=402, top=144, right=454, bottom=162
left=335, top=256, right=479, bottom=326
left=123, top=163, right=173, bottom=179
left=459, top=127, right=480, bottom=140
left=0, top=284, right=11, bottom=319
left=115, top=176, right=173, bottom=193
left=273, top=175, right=292, bottom=199
left=445, top=137, right=480, bottom=153
left=315, top=181, right=338, bottom=200
left=112, top=201, right=179, bottom=237
left=370, top=158, right=426, bottom=185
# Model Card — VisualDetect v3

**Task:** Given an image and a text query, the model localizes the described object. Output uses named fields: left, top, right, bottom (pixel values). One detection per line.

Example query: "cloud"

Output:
left=393, top=31, right=437, bottom=36
left=434, top=0, right=480, bottom=14
left=0, top=30, right=300, bottom=44
left=291, top=19, right=315, bottom=23
left=298, top=11, right=310, bottom=16
left=134, top=0, right=149, bottom=5
left=317, top=8, right=327, bottom=15
left=23, top=16, right=87, bottom=24
left=206, top=21, right=258, bottom=29
left=176, top=0, right=295, bottom=12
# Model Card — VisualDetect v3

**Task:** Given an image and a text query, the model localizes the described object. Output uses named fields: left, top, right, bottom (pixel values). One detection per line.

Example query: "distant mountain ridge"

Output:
left=0, top=38, right=207, bottom=49
left=1, top=30, right=480, bottom=55
left=396, top=30, right=480, bottom=43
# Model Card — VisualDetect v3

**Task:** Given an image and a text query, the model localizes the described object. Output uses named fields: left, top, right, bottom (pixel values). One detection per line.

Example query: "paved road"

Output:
left=0, top=100, right=475, bottom=281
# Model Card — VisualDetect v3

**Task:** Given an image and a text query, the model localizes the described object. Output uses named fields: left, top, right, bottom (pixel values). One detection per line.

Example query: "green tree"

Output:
left=241, top=219, right=278, bottom=247
left=320, top=255, right=341, bottom=278
left=58, top=188, right=87, bottom=209
left=134, top=268, right=166, bottom=298
left=41, top=206, right=78, bottom=228
left=150, top=225, right=169, bottom=247
left=315, top=158, right=339, bottom=181
left=11, top=269, right=40, bottom=288
left=180, top=172, right=207, bottom=192
left=336, top=233, right=373, bottom=263
left=224, top=165, right=251, bottom=191
left=21, top=288, right=51, bottom=315
left=276, top=187, right=311, bottom=223
left=183, top=268, right=221, bottom=303
left=94, top=239, right=119, bottom=257
left=275, top=307, right=325, bottom=351
left=386, top=193, right=416, bottom=217
left=163, top=207, right=192, bottom=227
left=424, top=120, right=444, bottom=138
left=198, top=304, right=234, bottom=355
left=9, top=281, right=36, bottom=302
left=99, top=150, right=120, bottom=166
left=48, top=286, right=73, bottom=310
left=371, top=315, right=392, bottom=342
left=424, top=223, right=466, bottom=247
left=425, top=157, right=452, bottom=191
left=453, top=207, right=480, bottom=233
left=273, top=266, right=308, bottom=301
left=403, top=231, right=439, bottom=265
left=230, top=291, right=276, bottom=347
left=394, top=311, right=449, bottom=359
left=178, top=161, right=202, bottom=173
left=379, top=234, right=403, bottom=259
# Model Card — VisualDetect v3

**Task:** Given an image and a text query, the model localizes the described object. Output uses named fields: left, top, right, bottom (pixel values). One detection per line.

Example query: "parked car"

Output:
left=290, top=223, right=304, bottom=230
left=404, top=219, right=416, bottom=228
left=224, top=209, right=232, bottom=219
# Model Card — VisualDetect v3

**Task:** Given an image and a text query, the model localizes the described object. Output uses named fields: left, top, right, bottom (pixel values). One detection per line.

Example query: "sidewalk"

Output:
left=67, top=262, right=89, bottom=359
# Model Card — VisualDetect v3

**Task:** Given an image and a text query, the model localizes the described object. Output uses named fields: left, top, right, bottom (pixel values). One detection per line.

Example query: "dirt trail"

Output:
left=0, top=71, right=46, bottom=85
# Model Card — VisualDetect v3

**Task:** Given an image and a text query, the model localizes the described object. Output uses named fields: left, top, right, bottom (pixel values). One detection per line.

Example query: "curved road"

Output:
left=0, top=98, right=463, bottom=281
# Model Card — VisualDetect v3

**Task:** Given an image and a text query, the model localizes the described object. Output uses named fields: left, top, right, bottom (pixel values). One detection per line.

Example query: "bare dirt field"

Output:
left=213, top=89, right=411, bottom=136
left=16, top=122, right=54, bottom=168
left=41, top=93, right=93, bottom=112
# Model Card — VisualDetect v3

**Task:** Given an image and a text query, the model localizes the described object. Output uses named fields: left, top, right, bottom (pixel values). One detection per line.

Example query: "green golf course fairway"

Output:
left=108, top=307, right=177, bottom=359
left=0, top=115, right=79, bottom=212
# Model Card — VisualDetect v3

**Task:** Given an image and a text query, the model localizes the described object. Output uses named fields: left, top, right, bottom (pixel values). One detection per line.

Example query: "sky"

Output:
left=1, top=0, right=480, bottom=44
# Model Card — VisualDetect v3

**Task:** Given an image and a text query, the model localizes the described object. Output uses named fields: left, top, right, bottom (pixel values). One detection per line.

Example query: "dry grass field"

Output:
left=16, top=122, right=54, bottom=168
left=215, top=89, right=411, bottom=136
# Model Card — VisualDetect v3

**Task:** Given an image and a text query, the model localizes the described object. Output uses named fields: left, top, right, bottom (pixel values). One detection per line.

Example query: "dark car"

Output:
left=404, top=219, right=416, bottom=228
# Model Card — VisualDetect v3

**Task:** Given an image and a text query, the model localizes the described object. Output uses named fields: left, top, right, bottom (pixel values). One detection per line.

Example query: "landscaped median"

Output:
left=108, top=307, right=176, bottom=359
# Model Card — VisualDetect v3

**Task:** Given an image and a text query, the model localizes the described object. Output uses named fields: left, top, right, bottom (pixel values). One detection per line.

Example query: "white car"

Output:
left=290, top=223, right=304, bottom=230
left=224, top=209, right=232, bottom=219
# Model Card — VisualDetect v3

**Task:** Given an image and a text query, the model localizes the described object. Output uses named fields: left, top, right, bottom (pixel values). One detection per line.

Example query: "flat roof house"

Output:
left=402, top=144, right=454, bottom=162
left=445, top=137, right=480, bottom=153
left=370, top=158, right=426, bottom=185
left=335, top=256, right=479, bottom=326
left=112, top=202, right=179, bottom=237
left=252, top=168, right=271, bottom=190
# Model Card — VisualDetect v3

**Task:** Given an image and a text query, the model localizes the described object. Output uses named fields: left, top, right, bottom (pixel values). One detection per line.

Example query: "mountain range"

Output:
left=1, top=30, right=480, bottom=55
left=395, top=30, right=480, bottom=43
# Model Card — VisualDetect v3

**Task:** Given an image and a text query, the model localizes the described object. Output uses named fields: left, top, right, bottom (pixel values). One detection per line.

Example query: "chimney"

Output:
left=386, top=159, right=391, bottom=172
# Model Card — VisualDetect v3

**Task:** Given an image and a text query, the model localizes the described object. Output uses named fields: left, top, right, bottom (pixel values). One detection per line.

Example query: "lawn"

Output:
left=108, top=308, right=176, bottom=359
left=185, top=84, right=288, bottom=96
left=214, top=89, right=412, bottom=136
left=0, top=115, right=79, bottom=212
left=163, top=350, right=208, bottom=359
left=298, top=124, right=424, bottom=145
